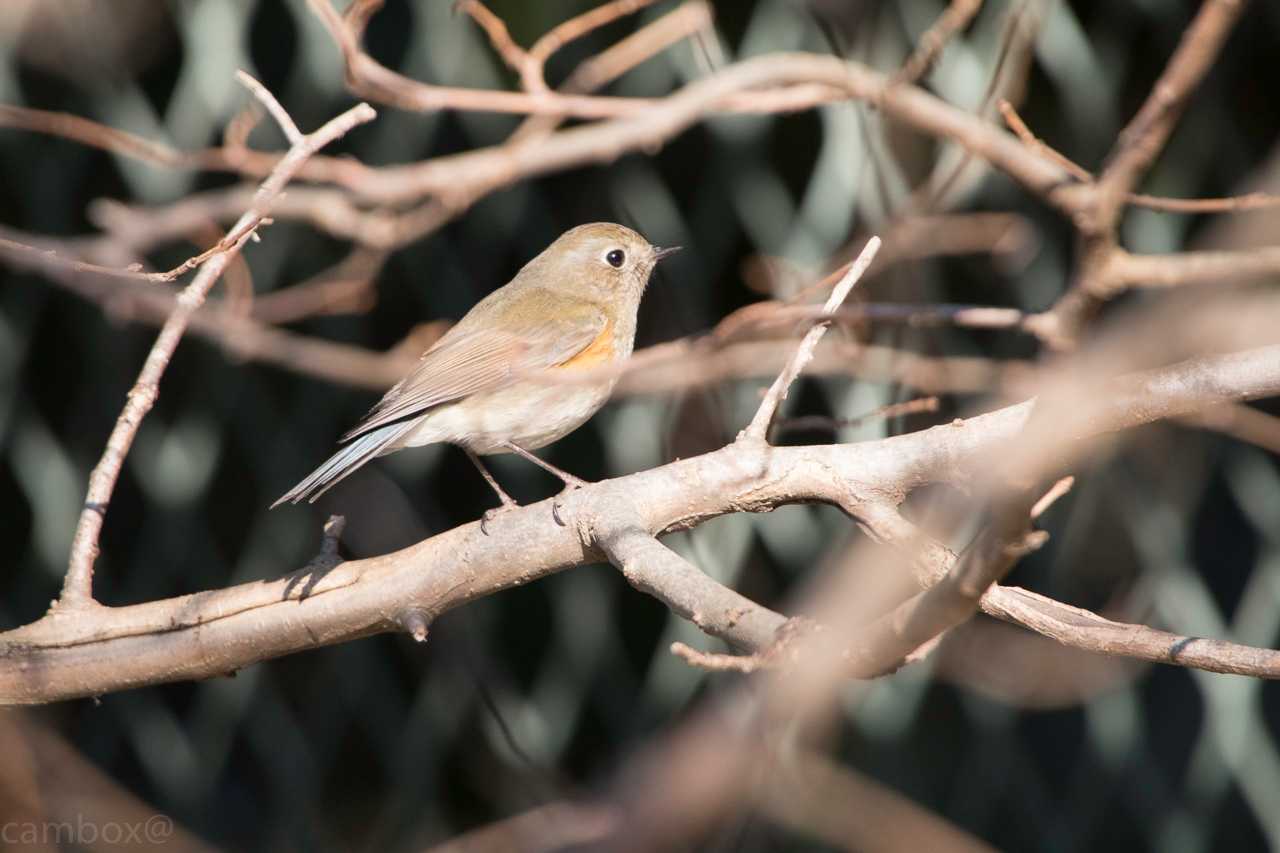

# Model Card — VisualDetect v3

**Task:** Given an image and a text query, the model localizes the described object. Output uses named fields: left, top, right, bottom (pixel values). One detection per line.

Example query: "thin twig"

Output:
left=1029, top=476, right=1074, bottom=519
left=58, top=95, right=376, bottom=608
left=529, top=0, right=662, bottom=66
left=1125, top=191, right=1280, bottom=213
left=893, top=0, right=984, bottom=86
left=670, top=642, right=766, bottom=673
left=504, top=0, right=714, bottom=144
left=235, top=70, right=303, bottom=145
left=0, top=104, right=370, bottom=190
left=997, top=99, right=1092, bottom=181
left=310, top=0, right=847, bottom=118
left=999, top=99, right=1280, bottom=214
left=459, top=0, right=662, bottom=94
left=739, top=236, right=881, bottom=444
left=455, top=1, right=528, bottom=79
left=842, top=491, right=1048, bottom=678
left=774, top=397, right=940, bottom=437
left=1038, top=0, right=1251, bottom=344
left=0, top=223, right=259, bottom=285
left=560, top=1, right=712, bottom=95
left=1094, top=0, right=1249, bottom=220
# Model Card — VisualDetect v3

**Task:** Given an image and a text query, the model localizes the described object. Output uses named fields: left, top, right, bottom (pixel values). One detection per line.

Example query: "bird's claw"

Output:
left=551, top=482, right=585, bottom=526
left=480, top=502, right=518, bottom=535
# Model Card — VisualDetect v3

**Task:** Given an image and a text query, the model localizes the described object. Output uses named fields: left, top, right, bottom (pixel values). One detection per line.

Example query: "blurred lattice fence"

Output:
left=2, top=0, right=1280, bottom=850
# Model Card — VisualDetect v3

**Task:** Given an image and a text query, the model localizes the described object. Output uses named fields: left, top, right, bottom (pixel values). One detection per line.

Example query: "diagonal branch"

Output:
left=233, top=70, right=303, bottom=145
left=598, top=528, right=785, bottom=651
left=893, top=0, right=984, bottom=86
left=738, top=236, right=880, bottom=443
left=460, top=0, right=664, bottom=94
left=983, top=585, right=1280, bottom=677
left=57, top=86, right=376, bottom=608
left=1094, top=0, right=1250, bottom=224
left=999, top=98, right=1280, bottom=214
left=843, top=488, right=1046, bottom=677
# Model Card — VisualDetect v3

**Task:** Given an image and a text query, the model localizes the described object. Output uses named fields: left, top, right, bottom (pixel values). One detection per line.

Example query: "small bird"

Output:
left=272, top=223, right=678, bottom=522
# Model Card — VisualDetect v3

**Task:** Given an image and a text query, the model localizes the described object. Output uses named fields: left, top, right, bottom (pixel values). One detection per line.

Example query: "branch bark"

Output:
left=5, top=343, right=1279, bottom=704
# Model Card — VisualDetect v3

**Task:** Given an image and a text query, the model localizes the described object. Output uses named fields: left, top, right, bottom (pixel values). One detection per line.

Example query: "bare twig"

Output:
left=775, top=396, right=941, bottom=437
left=454, top=1, right=528, bottom=82
left=1029, top=475, right=1074, bottom=518
left=1124, top=191, right=1280, bottom=213
left=506, top=0, right=714, bottom=145
left=0, top=104, right=372, bottom=190
left=309, top=0, right=843, bottom=118
left=766, top=303, right=1043, bottom=336
left=739, top=236, right=881, bottom=443
left=528, top=0, right=663, bottom=70
left=893, top=0, right=984, bottom=86
left=459, top=0, right=663, bottom=94
left=909, top=0, right=1042, bottom=214
left=997, top=98, right=1092, bottom=181
left=1094, top=0, right=1250, bottom=221
left=670, top=642, right=767, bottom=673
left=999, top=99, right=1280, bottom=214
left=57, top=92, right=376, bottom=608
left=1107, top=246, right=1280, bottom=289
left=0, top=225, right=258, bottom=285
left=843, top=487, right=1047, bottom=678
left=234, top=69, right=303, bottom=145
left=560, top=1, right=712, bottom=95
left=1041, top=0, right=1252, bottom=343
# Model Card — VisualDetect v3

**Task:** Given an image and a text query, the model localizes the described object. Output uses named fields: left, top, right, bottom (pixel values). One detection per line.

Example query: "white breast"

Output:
left=399, top=379, right=616, bottom=455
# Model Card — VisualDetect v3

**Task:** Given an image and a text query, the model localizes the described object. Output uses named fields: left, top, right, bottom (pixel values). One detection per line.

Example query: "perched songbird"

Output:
left=272, top=223, right=678, bottom=521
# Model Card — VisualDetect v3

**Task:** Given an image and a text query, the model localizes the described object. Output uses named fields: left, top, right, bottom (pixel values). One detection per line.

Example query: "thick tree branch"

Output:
left=599, top=528, right=785, bottom=651
left=842, top=488, right=1047, bottom=678
left=5, top=343, right=1279, bottom=703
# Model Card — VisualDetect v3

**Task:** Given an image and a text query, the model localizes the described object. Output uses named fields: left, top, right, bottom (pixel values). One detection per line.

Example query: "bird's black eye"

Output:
left=606, top=249, right=625, bottom=268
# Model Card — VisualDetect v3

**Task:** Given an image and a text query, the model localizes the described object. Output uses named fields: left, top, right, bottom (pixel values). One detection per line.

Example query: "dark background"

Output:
left=2, top=0, right=1280, bottom=850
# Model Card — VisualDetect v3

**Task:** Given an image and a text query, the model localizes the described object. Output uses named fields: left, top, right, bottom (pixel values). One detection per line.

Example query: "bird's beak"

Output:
left=652, top=245, right=682, bottom=262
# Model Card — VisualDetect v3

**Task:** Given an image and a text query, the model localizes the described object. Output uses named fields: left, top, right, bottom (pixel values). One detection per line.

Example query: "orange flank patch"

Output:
left=557, top=320, right=616, bottom=369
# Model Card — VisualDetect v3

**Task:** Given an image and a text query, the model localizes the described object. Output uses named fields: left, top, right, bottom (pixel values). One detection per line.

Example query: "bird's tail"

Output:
left=271, top=422, right=415, bottom=508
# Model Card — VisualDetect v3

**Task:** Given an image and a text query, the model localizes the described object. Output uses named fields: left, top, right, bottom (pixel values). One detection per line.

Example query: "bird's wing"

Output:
left=340, top=294, right=608, bottom=442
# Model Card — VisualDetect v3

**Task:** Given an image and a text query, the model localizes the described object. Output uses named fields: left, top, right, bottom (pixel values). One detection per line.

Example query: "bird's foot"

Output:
left=551, top=479, right=588, bottom=526
left=480, top=499, right=519, bottom=535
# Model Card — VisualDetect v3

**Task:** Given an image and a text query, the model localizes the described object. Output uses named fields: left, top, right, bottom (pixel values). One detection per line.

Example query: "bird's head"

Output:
left=529, top=222, right=680, bottom=305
